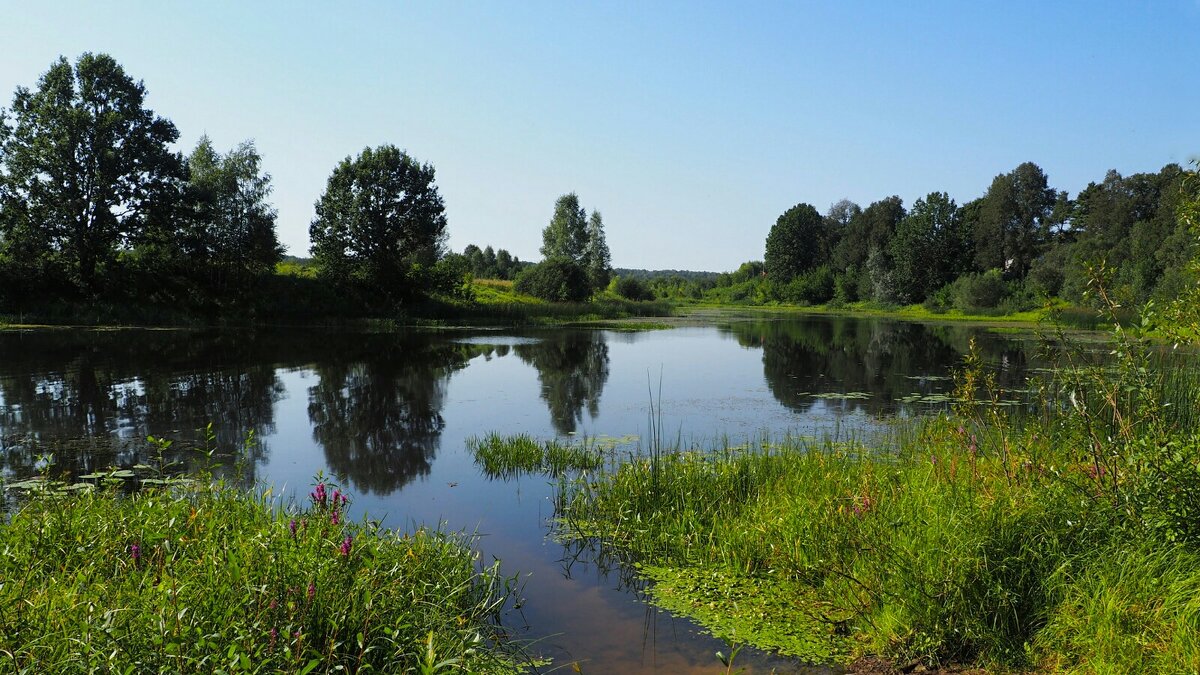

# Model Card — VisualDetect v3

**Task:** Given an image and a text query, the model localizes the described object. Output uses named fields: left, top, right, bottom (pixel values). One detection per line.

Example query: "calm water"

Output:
left=0, top=316, right=1049, bottom=672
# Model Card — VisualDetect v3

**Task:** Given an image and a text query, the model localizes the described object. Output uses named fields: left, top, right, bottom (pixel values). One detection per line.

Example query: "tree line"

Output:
left=635, top=161, right=1196, bottom=312
left=754, top=161, right=1197, bottom=312
left=0, top=53, right=618, bottom=317
left=3, top=53, right=1189, bottom=319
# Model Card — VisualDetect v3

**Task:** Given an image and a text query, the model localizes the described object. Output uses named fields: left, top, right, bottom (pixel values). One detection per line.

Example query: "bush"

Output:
left=922, top=284, right=953, bottom=313
left=419, top=254, right=475, bottom=301
left=833, top=268, right=859, bottom=304
left=514, top=259, right=591, bottom=302
left=612, top=276, right=655, bottom=301
left=950, top=269, right=1007, bottom=311
left=778, top=265, right=835, bottom=305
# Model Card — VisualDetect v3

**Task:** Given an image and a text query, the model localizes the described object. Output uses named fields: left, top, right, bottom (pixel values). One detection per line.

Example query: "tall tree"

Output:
left=972, top=162, right=1057, bottom=278
left=540, top=193, right=587, bottom=261
left=0, top=53, right=183, bottom=289
left=764, top=202, right=824, bottom=283
left=582, top=209, right=612, bottom=290
left=183, top=136, right=282, bottom=286
left=833, top=196, right=905, bottom=272
left=823, top=199, right=860, bottom=263
left=889, top=192, right=961, bottom=302
left=309, top=145, right=447, bottom=294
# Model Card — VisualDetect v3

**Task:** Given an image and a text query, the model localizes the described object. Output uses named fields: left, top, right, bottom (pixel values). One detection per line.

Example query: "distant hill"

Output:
left=614, top=268, right=721, bottom=281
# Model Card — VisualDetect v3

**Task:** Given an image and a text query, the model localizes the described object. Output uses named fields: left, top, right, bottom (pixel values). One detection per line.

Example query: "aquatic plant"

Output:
left=467, top=433, right=604, bottom=478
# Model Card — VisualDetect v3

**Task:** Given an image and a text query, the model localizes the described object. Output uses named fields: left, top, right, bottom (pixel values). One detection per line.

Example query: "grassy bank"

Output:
left=408, top=279, right=672, bottom=327
left=0, top=477, right=524, bottom=673
left=0, top=277, right=672, bottom=330
left=547, top=330, right=1200, bottom=672
left=672, top=298, right=1116, bottom=331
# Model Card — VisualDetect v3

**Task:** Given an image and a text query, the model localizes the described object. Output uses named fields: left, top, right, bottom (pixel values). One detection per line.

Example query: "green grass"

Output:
left=467, top=433, right=604, bottom=478
left=678, top=298, right=1060, bottom=326
left=0, top=476, right=525, bottom=673
left=408, top=281, right=673, bottom=326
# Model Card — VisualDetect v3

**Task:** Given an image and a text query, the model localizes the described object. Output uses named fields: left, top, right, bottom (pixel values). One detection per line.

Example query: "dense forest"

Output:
left=1, top=53, right=1195, bottom=322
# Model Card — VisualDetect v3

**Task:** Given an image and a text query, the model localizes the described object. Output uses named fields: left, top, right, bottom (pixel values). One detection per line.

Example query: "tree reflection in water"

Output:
left=0, top=329, right=283, bottom=481
left=306, top=335, right=496, bottom=495
left=514, top=331, right=610, bottom=435
left=723, top=317, right=1033, bottom=416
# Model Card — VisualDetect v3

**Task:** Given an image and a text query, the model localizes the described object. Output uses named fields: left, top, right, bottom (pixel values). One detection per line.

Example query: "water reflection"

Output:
left=514, top=332, right=610, bottom=434
left=723, top=318, right=1036, bottom=416
left=0, top=329, right=283, bottom=479
left=307, top=334, right=496, bottom=494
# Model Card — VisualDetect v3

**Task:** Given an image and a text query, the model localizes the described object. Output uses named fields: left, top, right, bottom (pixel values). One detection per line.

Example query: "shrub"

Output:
left=514, top=259, right=590, bottom=302
left=612, top=276, right=655, bottom=301
left=950, top=269, right=1007, bottom=311
left=779, top=265, right=835, bottom=305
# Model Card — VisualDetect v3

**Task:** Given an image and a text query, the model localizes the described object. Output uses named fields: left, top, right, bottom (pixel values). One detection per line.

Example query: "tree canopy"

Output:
left=540, top=193, right=587, bottom=262
left=764, top=202, right=824, bottom=283
left=0, top=53, right=183, bottom=290
left=534, top=193, right=612, bottom=296
left=177, top=137, right=282, bottom=287
left=582, top=210, right=612, bottom=290
left=309, top=145, right=447, bottom=295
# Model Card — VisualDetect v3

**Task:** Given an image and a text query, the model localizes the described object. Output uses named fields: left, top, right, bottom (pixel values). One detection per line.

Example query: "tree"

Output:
left=0, top=53, right=183, bottom=289
left=764, top=202, right=824, bottom=283
left=540, top=193, right=587, bottom=261
left=833, top=196, right=906, bottom=272
left=182, top=136, right=282, bottom=287
left=889, top=192, right=961, bottom=302
left=972, top=162, right=1057, bottom=278
left=823, top=199, right=860, bottom=262
left=495, top=248, right=515, bottom=278
left=309, top=145, right=447, bottom=295
left=582, top=210, right=612, bottom=290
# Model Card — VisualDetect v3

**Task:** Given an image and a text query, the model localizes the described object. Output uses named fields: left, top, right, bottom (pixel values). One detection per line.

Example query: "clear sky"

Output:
left=2, top=1, right=1197, bottom=271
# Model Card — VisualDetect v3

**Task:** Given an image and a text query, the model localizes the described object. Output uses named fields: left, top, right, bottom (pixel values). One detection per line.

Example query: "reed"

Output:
left=467, top=433, right=604, bottom=478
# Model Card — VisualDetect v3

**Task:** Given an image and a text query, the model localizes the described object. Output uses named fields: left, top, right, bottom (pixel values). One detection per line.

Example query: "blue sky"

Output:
left=2, top=1, right=1197, bottom=271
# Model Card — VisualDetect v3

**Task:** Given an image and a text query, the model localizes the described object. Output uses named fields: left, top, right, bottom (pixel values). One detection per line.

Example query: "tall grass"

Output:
left=0, top=477, right=524, bottom=673
left=467, top=433, right=603, bottom=478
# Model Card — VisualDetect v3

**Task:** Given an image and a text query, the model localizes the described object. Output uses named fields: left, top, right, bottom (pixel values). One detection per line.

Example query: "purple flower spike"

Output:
left=130, top=543, right=141, bottom=563
left=311, top=483, right=327, bottom=507
left=307, top=581, right=316, bottom=599
left=289, top=519, right=297, bottom=537
left=330, top=510, right=340, bottom=525
left=340, top=536, right=353, bottom=557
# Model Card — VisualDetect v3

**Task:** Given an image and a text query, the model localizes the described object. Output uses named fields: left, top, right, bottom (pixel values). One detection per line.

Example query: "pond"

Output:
left=0, top=316, right=1059, bottom=672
